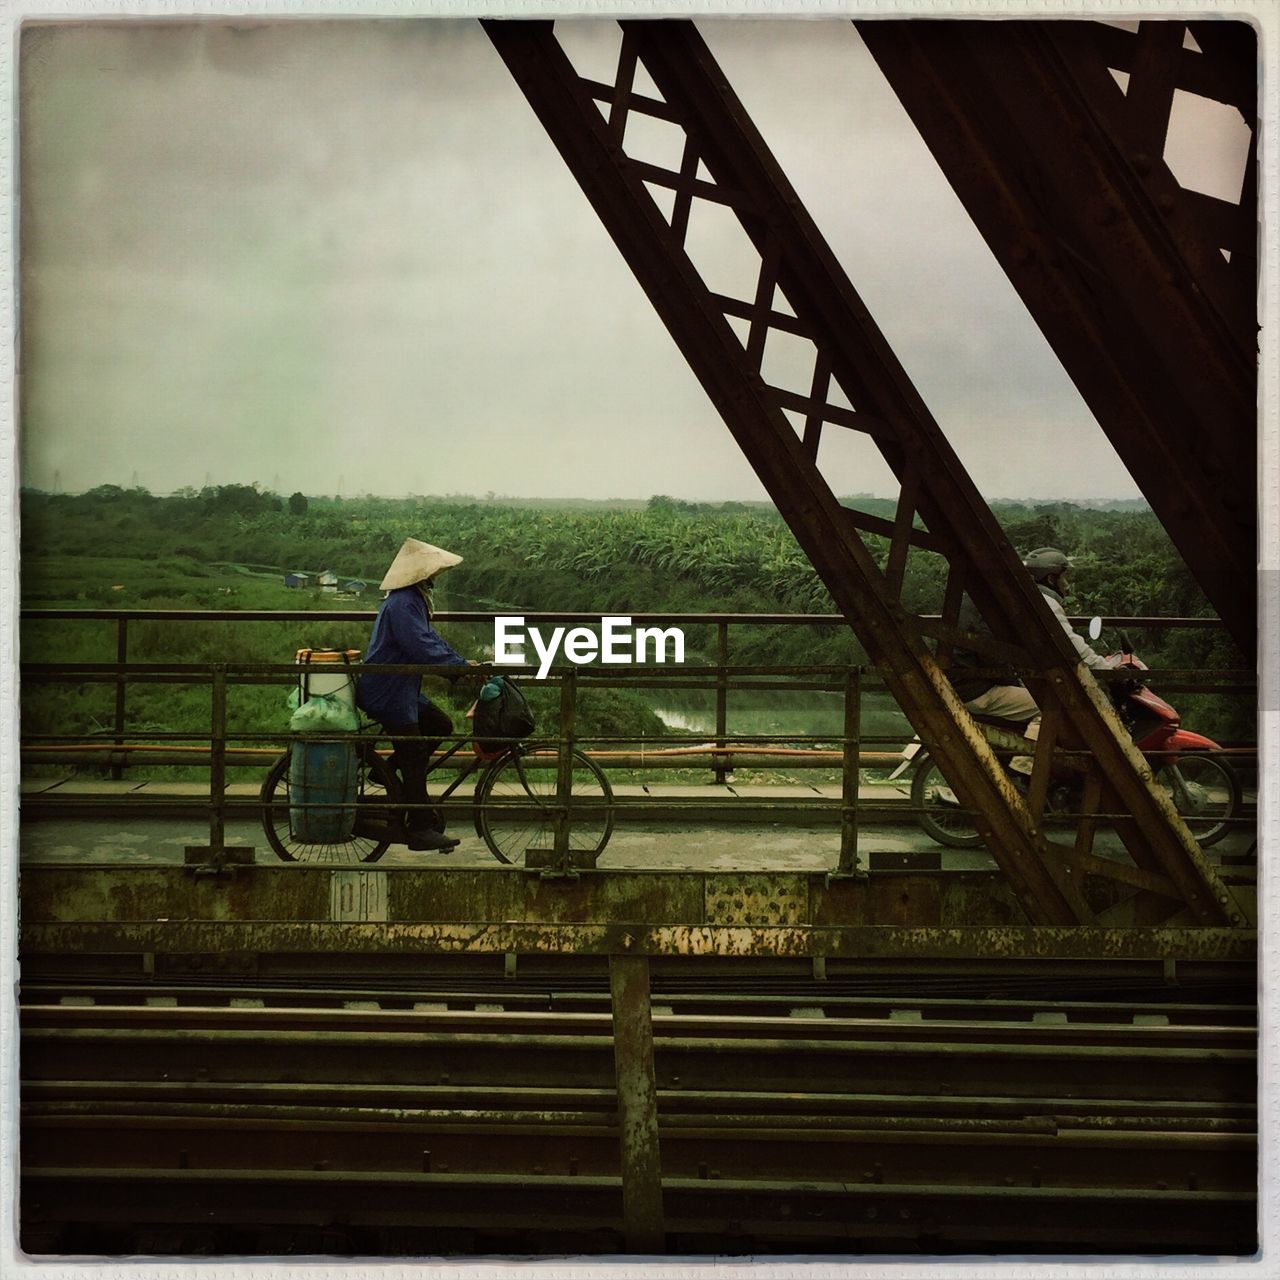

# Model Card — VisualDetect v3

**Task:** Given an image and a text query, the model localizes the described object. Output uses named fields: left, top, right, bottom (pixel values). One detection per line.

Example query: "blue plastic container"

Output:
left=289, top=740, right=358, bottom=842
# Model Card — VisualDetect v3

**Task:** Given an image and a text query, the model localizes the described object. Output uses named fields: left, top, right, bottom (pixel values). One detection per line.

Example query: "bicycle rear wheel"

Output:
left=261, top=746, right=400, bottom=864
left=477, top=743, right=613, bottom=865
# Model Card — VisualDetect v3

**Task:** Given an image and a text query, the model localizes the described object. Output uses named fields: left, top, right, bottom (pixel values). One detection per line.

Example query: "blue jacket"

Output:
left=356, top=587, right=467, bottom=727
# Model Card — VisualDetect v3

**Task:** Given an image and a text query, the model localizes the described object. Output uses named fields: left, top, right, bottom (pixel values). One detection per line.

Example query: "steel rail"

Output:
left=20, top=1002, right=1255, bottom=1051
left=21, top=1078, right=1255, bottom=1128
left=19, top=980, right=1257, bottom=1024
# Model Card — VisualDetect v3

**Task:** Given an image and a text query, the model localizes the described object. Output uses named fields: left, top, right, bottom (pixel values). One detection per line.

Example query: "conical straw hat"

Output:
left=379, top=538, right=463, bottom=590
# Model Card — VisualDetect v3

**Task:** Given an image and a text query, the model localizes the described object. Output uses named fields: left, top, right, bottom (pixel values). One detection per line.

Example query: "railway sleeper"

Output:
left=20, top=1168, right=1258, bottom=1255
left=21, top=1111, right=1257, bottom=1192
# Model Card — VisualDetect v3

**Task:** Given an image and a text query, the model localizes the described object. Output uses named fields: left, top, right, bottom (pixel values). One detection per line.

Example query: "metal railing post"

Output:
left=111, top=618, right=128, bottom=780
left=209, top=664, right=227, bottom=858
left=835, top=666, right=862, bottom=877
left=553, top=669, right=577, bottom=873
left=713, top=621, right=729, bottom=784
left=609, top=950, right=665, bottom=1253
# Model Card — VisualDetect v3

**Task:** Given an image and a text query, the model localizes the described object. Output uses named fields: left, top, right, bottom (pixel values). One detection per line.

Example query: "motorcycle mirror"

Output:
left=1119, top=629, right=1133, bottom=655
left=1087, top=616, right=1103, bottom=642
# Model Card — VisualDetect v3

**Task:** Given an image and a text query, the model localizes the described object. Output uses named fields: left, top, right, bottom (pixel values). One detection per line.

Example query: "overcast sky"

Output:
left=17, top=17, right=1250, bottom=502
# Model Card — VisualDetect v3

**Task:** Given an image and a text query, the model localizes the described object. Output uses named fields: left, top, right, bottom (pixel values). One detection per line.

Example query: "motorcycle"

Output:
left=910, top=637, right=1241, bottom=849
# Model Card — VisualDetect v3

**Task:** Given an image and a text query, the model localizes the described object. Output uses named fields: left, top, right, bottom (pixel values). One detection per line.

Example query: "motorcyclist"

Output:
left=1022, top=547, right=1123, bottom=672
left=946, top=548, right=1118, bottom=774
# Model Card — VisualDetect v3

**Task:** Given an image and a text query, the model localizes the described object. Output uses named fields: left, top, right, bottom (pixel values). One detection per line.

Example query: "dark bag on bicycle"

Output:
left=472, top=677, right=536, bottom=758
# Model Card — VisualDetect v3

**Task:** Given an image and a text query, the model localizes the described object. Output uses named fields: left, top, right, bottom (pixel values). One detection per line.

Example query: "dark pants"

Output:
left=384, top=702, right=454, bottom=833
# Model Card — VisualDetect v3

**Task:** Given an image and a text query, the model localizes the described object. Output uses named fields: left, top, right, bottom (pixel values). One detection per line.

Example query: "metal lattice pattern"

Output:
left=858, top=19, right=1257, bottom=657
left=483, top=18, right=1243, bottom=928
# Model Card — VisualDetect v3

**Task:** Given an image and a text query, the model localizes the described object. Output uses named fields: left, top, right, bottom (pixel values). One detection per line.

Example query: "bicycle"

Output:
left=260, top=727, right=614, bottom=865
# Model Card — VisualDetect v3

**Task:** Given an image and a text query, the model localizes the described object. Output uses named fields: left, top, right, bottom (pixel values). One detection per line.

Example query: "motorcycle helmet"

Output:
left=1023, top=547, right=1071, bottom=584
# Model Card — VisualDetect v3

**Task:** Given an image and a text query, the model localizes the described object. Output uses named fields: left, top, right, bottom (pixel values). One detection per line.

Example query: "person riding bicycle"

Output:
left=356, top=538, right=477, bottom=852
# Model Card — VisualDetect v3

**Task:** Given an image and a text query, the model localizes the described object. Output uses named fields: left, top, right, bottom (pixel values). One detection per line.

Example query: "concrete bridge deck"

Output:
left=19, top=776, right=1257, bottom=874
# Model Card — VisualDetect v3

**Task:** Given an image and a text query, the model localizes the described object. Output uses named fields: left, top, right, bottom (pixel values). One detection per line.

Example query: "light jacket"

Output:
left=1038, top=583, right=1118, bottom=670
left=356, top=587, right=467, bottom=727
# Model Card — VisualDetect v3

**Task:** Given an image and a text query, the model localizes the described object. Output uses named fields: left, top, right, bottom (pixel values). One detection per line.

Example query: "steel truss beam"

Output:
left=482, top=19, right=1242, bottom=928
left=856, top=18, right=1257, bottom=657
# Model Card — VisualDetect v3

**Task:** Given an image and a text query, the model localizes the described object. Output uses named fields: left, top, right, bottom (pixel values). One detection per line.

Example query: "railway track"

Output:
left=20, top=978, right=1257, bottom=1256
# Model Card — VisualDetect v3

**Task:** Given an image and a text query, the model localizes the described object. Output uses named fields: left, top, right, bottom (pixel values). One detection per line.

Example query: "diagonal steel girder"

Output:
left=856, top=19, right=1257, bottom=659
left=483, top=19, right=1241, bottom=928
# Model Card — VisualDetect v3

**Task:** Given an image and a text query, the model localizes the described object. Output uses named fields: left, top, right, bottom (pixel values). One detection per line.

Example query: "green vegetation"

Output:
left=19, top=485, right=1253, bottom=783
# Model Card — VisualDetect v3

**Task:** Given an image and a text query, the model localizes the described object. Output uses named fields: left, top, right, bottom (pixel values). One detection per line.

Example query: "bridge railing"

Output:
left=19, top=610, right=1254, bottom=872
left=19, top=605, right=1243, bottom=781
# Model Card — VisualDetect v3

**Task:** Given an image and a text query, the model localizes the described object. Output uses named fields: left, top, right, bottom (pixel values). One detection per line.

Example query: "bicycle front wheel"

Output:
left=910, top=752, right=986, bottom=849
left=477, top=744, right=613, bottom=865
left=261, top=746, right=400, bottom=864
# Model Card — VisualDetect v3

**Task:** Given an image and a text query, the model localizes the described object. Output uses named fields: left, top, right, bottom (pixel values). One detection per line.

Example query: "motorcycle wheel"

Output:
left=1152, top=752, right=1241, bottom=849
left=910, top=753, right=986, bottom=849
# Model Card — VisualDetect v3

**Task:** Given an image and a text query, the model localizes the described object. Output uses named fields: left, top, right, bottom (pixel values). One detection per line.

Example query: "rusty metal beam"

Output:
left=19, top=921, right=1256, bottom=963
left=481, top=19, right=1242, bottom=928
left=856, top=18, right=1257, bottom=657
left=609, top=954, right=665, bottom=1251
